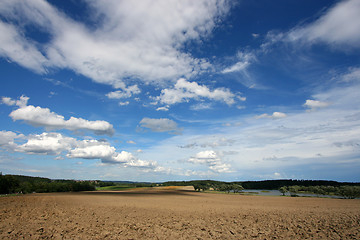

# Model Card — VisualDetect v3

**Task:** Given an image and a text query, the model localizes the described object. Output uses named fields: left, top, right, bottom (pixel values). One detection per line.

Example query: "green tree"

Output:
left=232, top=184, right=244, bottom=193
left=337, top=186, right=360, bottom=199
left=279, top=186, right=288, bottom=196
left=288, top=185, right=300, bottom=197
left=192, top=184, right=201, bottom=191
left=0, top=174, right=20, bottom=194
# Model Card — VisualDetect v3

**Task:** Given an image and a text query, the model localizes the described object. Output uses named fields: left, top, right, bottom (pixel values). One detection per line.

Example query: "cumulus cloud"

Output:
left=0, top=130, right=23, bottom=150
left=1, top=95, right=29, bottom=107
left=304, top=100, right=330, bottom=111
left=285, top=0, right=360, bottom=49
left=188, top=150, right=231, bottom=173
left=156, top=78, right=240, bottom=105
left=0, top=0, right=231, bottom=88
left=139, top=117, right=182, bottom=134
left=0, top=130, right=158, bottom=169
left=125, top=159, right=158, bottom=168
left=67, top=141, right=116, bottom=160
left=5, top=96, right=114, bottom=136
left=68, top=140, right=157, bottom=168
left=17, top=132, right=76, bottom=155
left=255, top=112, right=287, bottom=119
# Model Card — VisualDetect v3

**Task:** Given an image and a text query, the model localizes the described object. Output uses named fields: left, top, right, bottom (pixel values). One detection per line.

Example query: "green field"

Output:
left=96, top=185, right=136, bottom=191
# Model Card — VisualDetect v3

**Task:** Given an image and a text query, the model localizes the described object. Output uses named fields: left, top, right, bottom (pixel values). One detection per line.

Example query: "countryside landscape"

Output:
left=1, top=174, right=360, bottom=239
left=1, top=0, right=360, bottom=239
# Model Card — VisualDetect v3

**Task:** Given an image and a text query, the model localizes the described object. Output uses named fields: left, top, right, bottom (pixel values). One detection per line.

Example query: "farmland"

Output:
left=1, top=187, right=359, bottom=239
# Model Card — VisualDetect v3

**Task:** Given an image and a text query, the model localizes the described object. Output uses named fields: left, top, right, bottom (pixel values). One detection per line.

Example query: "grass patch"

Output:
left=200, top=190, right=259, bottom=195
left=97, top=185, right=136, bottom=191
left=0, top=193, right=22, bottom=197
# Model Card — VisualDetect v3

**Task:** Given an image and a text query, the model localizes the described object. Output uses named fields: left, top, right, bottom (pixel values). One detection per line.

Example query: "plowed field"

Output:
left=1, top=187, right=359, bottom=239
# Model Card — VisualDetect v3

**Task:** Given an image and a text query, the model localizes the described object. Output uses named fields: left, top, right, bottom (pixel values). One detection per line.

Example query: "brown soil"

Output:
left=1, top=187, right=359, bottom=239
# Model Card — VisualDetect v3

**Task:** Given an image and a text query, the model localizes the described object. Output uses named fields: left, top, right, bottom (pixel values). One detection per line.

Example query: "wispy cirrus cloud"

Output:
left=221, top=51, right=256, bottom=74
left=267, top=0, right=360, bottom=50
left=0, top=21, right=49, bottom=73
left=0, top=0, right=231, bottom=89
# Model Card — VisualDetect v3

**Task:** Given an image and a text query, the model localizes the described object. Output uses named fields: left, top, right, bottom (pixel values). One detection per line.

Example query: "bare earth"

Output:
left=1, top=187, right=359, bottom=239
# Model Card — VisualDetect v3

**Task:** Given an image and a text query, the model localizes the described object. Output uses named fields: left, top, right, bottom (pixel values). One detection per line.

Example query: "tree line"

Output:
left=279, top=185, right=360, bottom=199
left=162, top=179, right=360, bottom=197
left=163, top=179, right=360, bottom=190
left=192, top=182, right=244, bottom=193
left=0, top=173, right=96, bottom=194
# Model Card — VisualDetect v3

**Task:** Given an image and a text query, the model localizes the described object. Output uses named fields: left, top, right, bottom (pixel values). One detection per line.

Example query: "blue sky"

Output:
left=1, top=0, right=360, bottom=182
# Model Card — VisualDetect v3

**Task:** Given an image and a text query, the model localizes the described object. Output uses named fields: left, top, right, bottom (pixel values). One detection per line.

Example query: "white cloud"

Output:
left=341, top=67, right=360, bottom=82
left=139, top=117, right=182, bottom=134
left=17, top=132, right=76, bottom=155
left=156, top=106, right=169, bottom=111
left=125, top=159, right=157, bottom=169
left=118, top=101, right=130, bottom=106
left=190, top=103, right=212, bottom=111
left=97, top=149, right=157, bottom=169
left=179, top=136, right=235, bottom=149
left=106, top=85, right=141, bottom=99
left=304, top=100, right=330, bottom=110
left=116, top=67, right=360, bottom=180
left=286, top=0, right=360, bottom=49
left=0, top=0, right=231, bottom=88
left=274, top=172, right=281, bottom=177
left=188, top=150, right=231, bottom=173
left=126, top=140, right=136, bottom=144
left=221, top=51, right=259, bottom=89
left=111, top=151, right=136, bottom=164
left=1, top=95, right=29, bottom=107
left=5, top=131, right=159, bottom=169
left=0, top=21, right=49, bottom=73
left=255, top=112, right=287, bottom=119
left=5, top=96, right=114, bottom=136
left=0, top=130, right=23, bottom=150
left=67, top=141, right=116, bottom=160
left=156, top=78, right=240, bottom=105
left=222, top=51, right=256, bottom=74
left=222, top=61, right=250, bottom=74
